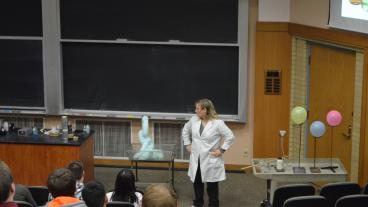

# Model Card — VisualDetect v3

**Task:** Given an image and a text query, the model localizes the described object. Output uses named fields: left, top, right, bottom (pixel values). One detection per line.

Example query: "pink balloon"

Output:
left=326, top=110, right=342, bottom=127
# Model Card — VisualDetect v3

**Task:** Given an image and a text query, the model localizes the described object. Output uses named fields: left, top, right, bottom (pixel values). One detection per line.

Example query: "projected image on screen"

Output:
left=341, top=0, right=368, bottom=20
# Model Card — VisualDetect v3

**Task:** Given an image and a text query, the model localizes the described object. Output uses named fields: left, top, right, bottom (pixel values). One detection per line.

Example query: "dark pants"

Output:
left=193, top=159, right=219, bottom=207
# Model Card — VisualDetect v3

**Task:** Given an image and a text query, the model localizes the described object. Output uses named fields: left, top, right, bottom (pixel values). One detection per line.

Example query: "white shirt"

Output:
left=106, top=191, right=142, bottom=207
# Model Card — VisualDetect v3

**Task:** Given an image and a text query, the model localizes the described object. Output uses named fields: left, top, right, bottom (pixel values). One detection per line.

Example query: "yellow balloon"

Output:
left=291, top=106, right=307, bottom=125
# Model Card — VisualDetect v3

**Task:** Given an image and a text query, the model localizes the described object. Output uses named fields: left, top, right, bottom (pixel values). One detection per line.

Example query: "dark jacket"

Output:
left=14, top=184, right=37, bottom=207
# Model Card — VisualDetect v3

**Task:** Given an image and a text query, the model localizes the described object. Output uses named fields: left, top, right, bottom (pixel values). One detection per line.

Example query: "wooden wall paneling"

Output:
left=288, top=23, right=368, bottom=49
left=256, top=22, right=289, bottom=32
left=253, top=22, right=292, bottom=158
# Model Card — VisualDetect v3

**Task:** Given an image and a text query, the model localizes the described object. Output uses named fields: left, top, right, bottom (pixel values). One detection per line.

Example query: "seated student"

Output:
left=106, top=169, right=142, bottom=207
left=49, top=161, right=85, bottom=201
left=67, top=161, right=85, bottom=199
left=14, top=185, right=37, bottom=207
left=0, top=161, right=37, bottom=207
left=81, top=181, right=107, bottom=207
left=47, top=168, right=86, bottom=207
left=0, top=166, right=17, bottom=207
left=142, top=184, right=177, bottom=207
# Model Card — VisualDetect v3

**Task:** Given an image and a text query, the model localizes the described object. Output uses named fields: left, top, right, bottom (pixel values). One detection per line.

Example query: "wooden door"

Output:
left=307, top=44, right=355, bottom=178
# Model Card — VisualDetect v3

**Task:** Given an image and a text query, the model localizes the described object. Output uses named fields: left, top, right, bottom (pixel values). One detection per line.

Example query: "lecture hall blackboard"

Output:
left=62, top=43, right=239, bottom=115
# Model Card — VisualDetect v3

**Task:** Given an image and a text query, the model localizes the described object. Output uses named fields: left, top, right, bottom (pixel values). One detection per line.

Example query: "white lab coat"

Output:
left=182, top=115, right=235, bottom=183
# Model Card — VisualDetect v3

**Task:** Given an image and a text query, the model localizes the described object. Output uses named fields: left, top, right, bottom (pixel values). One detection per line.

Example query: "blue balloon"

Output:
left=310, top=121, right=326, bottom=138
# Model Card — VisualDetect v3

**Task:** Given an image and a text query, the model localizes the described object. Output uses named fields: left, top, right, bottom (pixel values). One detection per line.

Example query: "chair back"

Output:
left=335, top=194, right=368, bottom=207
left=14, top=201, right=33, bottom=207
left=272, top=184, right=315, bottom=207
left=28, top=186, right=49, bottom=206
left=319, top=182, right=361, bottom=207
left=283, top=195, right=328, bottom=207
left=363, top=183, right=368, bottom=194
left=106, top=201, right=135, bottom=207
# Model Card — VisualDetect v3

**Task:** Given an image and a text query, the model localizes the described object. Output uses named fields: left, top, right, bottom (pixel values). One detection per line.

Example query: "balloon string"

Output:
left=330, top=127, right=333, bottom=167
left=314, top=137, right=317, bottom=168
left=298, top=124, right=302, bottom=167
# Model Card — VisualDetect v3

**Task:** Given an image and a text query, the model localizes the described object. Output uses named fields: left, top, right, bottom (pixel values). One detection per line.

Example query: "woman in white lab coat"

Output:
left=182, top=99, right=235, bottom=207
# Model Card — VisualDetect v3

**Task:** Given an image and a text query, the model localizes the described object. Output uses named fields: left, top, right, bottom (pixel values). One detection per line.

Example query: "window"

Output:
left=76, top=120, right=131, bottom=157
left=0, top=116, right=43, bottom=128
left=154, top=122, right=189, bottom=160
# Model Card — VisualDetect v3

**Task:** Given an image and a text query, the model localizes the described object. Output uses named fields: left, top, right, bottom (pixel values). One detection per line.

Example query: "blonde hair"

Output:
left=0, top=160, right=11, bottom=173
left=142, top=184, right=177, bottom=207
left=195, top=98, right=218, bottom=120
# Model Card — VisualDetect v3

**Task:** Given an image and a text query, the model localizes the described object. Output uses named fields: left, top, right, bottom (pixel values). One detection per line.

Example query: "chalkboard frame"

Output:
left=0, top=0, right=249, bottom=122
left=59, top=0, right=248, bottom=122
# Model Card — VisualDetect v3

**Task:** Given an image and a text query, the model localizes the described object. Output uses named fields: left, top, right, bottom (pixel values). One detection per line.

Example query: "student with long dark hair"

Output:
left=106, top=169, right=142, bottom=207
